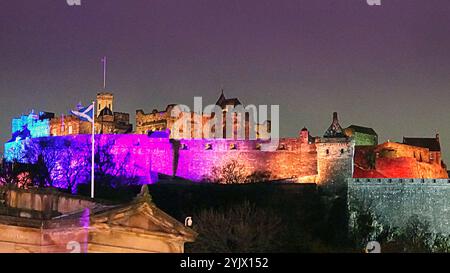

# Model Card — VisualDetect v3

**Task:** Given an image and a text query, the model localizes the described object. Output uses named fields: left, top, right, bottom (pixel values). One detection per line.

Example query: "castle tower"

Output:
left=316, top=112, right=355, bottom=194
left=97, top=92, right=114, bottom=117
left=300, top=127, right=310, bottom=144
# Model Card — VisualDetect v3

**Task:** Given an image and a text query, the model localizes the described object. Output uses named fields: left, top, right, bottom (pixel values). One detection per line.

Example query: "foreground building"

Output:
left=0, top=185, right=196, bottom=253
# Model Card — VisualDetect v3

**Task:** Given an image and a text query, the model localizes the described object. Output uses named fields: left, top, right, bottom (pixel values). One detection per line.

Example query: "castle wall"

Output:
left=4, top=135, right=324, bottom=189
left=164, top=139, right=318, bottom=181
left=4, top=135, right=159, bottom=187
left=353, top=142, right=448, bottom=179
left=348, top=178, right=450, bottom=235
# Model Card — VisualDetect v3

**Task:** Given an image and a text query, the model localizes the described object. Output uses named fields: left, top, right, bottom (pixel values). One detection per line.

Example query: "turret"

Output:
left=300, top=127, right=309, bottom=144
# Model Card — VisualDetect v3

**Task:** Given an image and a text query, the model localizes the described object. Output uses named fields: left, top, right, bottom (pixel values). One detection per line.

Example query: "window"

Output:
left=340, top=148, right=344, bottom=154
left=326, top=149, right=329, bottom=155
left=68, top=126, right=73, bottom=134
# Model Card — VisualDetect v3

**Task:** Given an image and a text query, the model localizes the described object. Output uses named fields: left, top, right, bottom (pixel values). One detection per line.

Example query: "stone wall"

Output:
left=2, top=187, right=97, bottom=215
left=4, top=134, right=355, bottom=191
left=169, top=139, right=318, bottom=181
left=5, top=135, right=325, bottom=186
left=316, top=138, right=354, bottom=192
left=348, top=178, right=450, bottom=235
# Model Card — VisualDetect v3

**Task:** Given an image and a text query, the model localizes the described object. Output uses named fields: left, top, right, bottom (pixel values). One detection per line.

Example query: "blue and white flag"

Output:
left=71, top=104, right=94, bottom=123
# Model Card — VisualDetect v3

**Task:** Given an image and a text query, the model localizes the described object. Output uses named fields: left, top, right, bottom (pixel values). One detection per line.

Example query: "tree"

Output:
left=21, top=138, right=62, bottom=188
left=205, top=159, right=247, bottom=184
left=187, top=201, right=283, bottom=253
left=57, top=139, right=90, bottom=193
left=93, top=138, right=140, bottom=188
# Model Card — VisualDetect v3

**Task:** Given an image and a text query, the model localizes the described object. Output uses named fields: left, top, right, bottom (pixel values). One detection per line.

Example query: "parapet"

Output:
left=348, top=177, right=450, bottom=185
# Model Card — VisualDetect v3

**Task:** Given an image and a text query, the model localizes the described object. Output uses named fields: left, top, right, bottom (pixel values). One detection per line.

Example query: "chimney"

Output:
left=436, top=133, right=440, bottom=142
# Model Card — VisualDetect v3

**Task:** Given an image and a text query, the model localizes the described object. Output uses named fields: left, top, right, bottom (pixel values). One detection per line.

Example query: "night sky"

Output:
left=1, top=0, right=450, bottom=161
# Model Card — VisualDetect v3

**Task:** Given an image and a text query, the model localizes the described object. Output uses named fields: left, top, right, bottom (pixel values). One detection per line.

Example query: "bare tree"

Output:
left=188, top=201, right=283, bottom=253
left=205, top=159, right=247, bottom=184
left=93, top=138, right=141, bottom=188
left=57, top=139, right=90, bottom=193
left=21, top=138, right=62, bottom=188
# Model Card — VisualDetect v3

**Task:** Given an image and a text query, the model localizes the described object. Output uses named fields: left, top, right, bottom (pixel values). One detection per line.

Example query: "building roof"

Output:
left=215, top=90, right=241, bottom=109
left=99, top=106, right=113, bottom=116
left=347, top=125, right=377, bottom=136
left=403, top=137, right=441, bottom=152
left=0, top=185, right=197, bottom=241
left=324, top=112, right=345, bottom=138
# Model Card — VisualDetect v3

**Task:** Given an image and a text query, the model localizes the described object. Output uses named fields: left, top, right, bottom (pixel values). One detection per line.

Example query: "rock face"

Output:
left=0, top=185, right=196, bottom=253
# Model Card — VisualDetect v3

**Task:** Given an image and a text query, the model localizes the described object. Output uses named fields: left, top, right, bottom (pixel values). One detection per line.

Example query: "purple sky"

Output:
left=2, top=0, right=450, bottom=161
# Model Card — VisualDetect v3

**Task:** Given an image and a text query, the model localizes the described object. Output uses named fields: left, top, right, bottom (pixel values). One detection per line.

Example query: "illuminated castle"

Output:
left=4, top=93, right=448, bottom=193
left=136, top=91, right=271, bottom=139
left=8, top=93, right=132, bottom=141
left=4, top=109, right=356, bottom=192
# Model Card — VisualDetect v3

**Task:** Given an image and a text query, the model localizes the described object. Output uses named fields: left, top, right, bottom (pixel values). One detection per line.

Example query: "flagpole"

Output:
left=91, top=100, right=95, bottom=199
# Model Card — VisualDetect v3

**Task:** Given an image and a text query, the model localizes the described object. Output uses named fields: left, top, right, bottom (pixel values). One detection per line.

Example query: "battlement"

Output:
left=4, top=134, right=330, bottom=188
left=348, top=177, right=450, bottom=185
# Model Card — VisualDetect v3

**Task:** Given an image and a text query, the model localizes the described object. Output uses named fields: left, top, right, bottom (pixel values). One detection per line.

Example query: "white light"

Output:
left=185, top=217, right=193, bottom=227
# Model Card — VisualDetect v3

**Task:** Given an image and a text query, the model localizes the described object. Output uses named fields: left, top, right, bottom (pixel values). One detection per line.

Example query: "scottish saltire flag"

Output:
left=71, top=104, right=94, bottom=123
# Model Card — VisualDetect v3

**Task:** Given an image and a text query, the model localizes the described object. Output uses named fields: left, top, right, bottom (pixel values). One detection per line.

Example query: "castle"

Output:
left=10, top=93, right=132, bottom=139
left=3, top=92, right=448, bottom=193
left=136, top=91, right=271, bottom=139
